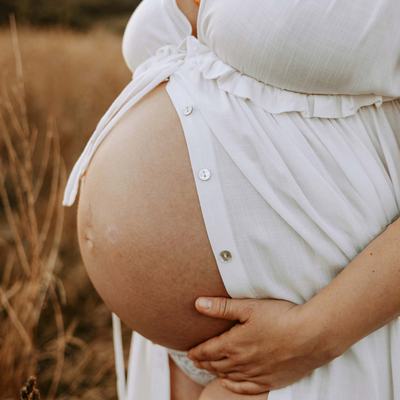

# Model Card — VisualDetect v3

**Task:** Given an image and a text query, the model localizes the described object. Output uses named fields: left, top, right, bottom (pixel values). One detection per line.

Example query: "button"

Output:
left=198, top=168, right=211, bottom=181
left=220, top=250, right=232, bottom=262
left=183, top=105, right=193, bottom=116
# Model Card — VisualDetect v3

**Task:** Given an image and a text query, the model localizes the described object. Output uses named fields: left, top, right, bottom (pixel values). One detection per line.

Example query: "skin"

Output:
left=79, top=1, right=249, bottom=399
left=188, top=215, right=400, bottom=394
left=177, top=0, right=199, bottom=37
left=199, top=379, right=266, bottom=400
left=77, top=81, right=233, bottom=350
left=190, top=299, right=326, bottom=394
left=169, top=356, right=204, bottom=399
left=77, top=0, right=400, bottom=398
left=174, top=0, right=400, bottom=395
left=77, top=80, right=240, bottom=399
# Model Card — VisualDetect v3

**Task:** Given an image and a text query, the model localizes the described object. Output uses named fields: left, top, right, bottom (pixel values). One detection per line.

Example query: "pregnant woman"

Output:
left=63, top=0, right=400, bottom=399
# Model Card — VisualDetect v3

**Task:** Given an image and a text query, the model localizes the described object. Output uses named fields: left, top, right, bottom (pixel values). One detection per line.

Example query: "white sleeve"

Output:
left=122, top=0, right=192, bottom=73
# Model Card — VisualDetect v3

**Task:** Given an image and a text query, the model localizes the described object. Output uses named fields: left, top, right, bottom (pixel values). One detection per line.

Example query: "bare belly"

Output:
left=77, top=81, right=234, bottom=350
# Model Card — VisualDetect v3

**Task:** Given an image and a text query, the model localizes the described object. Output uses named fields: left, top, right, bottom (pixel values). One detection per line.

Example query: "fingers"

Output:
left=219, top=369, right=260, bottom=381
left=195, top=359, right=262, bottom=383
left=188, top=335, right=230, bottom=361
left=195, top=297, right=254, bottom=323
left=194, top=357, right=238, bottom=373
left=221, top=379, right=269, bottom=396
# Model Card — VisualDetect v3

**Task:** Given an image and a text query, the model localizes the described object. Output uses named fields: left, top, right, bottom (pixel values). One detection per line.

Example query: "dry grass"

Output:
left=0, top=20, right=131, bottom=399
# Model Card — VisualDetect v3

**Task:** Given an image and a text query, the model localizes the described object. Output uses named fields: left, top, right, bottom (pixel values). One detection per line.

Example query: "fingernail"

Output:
left=196, top=298, right=212, bottom=310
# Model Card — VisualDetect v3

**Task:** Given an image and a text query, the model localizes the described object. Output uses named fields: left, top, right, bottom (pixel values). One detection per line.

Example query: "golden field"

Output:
left=0, top=24, right=132, bottom=399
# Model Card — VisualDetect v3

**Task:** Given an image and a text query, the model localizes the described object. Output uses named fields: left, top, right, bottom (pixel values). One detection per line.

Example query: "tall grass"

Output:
left=0, top=17, right=65, bottom=398
left=0, top=19, right=131, bottom=399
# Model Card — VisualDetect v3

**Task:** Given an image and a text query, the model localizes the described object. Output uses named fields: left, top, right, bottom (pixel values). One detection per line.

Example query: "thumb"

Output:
left=195, top=297, right=253, bottom=322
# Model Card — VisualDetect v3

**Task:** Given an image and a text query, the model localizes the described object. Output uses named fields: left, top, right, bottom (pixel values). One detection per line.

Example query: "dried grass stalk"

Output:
left=0, top=17, right=127, bottom=399
left=0, top=16, right=66, bottom=397
left=20, top=376, right=41, bottom=400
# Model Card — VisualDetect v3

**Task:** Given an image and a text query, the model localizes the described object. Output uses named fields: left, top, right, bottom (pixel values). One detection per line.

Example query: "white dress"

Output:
left=63, top=1, right=400, bottom=399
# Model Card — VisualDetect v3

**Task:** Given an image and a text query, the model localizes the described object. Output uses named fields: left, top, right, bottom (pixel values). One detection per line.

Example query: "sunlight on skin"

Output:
left=199, top=379, right=268, bottom=400
left=177, top=0, right=200, bottom=36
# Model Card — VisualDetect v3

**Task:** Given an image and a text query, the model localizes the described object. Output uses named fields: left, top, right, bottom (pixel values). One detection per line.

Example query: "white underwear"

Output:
left=166, top=348, right=216, bottom=386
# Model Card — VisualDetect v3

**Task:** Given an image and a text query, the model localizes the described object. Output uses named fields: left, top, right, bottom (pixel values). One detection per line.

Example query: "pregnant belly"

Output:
left=77, top=81, right=234, bottom=351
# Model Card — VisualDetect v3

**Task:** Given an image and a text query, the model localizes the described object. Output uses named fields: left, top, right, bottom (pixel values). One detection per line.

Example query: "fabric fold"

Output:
left=62, top=35, right=399, bottom=207
left=184, top=37, right=397, bottom=119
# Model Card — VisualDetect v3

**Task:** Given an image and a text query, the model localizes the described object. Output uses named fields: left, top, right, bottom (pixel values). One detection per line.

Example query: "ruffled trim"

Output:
left=63, top=34, right=399, bottom=207
left=183, top=36, right=399, bottom=119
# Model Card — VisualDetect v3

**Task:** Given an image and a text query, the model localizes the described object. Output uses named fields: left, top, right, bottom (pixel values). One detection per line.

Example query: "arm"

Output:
left=188, top=216, right=400, bottom=395
left=301, top=215, right=400, bottom=356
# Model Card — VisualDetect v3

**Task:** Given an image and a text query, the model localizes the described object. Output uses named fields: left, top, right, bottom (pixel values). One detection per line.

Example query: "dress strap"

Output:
left=125, top=331, right=171, bottom=400
left=112, top=313, right=127, bottom=399
left=112, top=313, right=172, bottom=400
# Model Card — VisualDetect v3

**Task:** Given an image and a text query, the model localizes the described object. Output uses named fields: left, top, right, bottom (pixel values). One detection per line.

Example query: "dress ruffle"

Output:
left=63, top=33, right=399, bottom=207
left=182, top=36, right=398, bottom=119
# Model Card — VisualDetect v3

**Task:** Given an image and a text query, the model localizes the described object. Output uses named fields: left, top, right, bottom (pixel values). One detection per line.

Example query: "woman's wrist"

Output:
left=290, top=217, right=400, bottom=370
left=293, top=301, right=348, bottom=365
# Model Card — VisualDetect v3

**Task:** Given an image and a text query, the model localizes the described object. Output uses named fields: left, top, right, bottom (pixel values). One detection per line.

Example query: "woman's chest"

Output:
left=197, top=0, right=400, bottom=95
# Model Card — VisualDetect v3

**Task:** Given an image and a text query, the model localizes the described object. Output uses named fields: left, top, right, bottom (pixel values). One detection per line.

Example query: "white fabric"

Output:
left=126, top=331, right=171, bottom=400
left=167, top=348, right=216, bottom=386
left=63, top=0, right=400, bottom=399
left=112, top=313, right=127, bottom=399
left=122, top=0, right=192, bottom=73
left=199, top=0, right=400, bottom=96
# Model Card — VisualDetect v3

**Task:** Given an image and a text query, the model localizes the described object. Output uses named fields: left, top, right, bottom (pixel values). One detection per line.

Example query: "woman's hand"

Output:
left=187, top=297, right=342, bottom=395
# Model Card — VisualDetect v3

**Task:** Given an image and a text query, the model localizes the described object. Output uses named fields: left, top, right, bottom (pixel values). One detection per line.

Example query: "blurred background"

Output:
left=0, top=0, right=140, bottom=31
left=0, top=1, right=142, bottom=398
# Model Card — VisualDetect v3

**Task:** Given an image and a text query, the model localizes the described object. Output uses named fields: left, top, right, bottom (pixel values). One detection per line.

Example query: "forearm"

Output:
left=301, top=216, right=400, bottom=358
